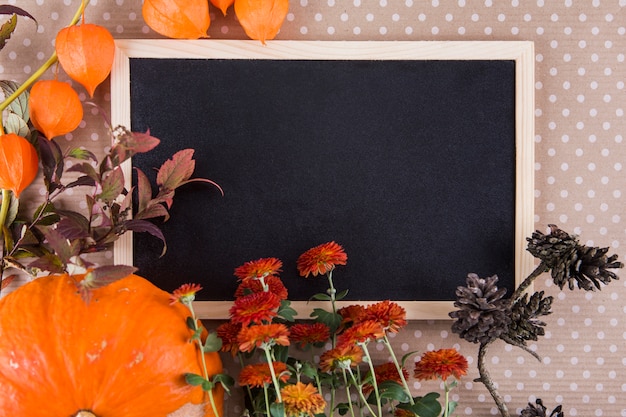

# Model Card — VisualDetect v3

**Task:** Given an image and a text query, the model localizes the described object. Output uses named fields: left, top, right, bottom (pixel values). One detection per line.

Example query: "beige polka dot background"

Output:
left=1, top=1, right=625, bottom=416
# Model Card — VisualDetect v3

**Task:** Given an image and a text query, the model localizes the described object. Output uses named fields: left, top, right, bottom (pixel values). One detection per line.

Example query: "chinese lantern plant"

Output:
left=0, top=271, right=226, bottom=417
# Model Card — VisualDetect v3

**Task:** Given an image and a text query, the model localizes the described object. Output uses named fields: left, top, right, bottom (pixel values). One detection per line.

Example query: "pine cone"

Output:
left=566, top=245, right=623, bottom=291
left=519, top=399, right=563, bottom=417
left=504, top=291, right=552, bottom=346
left=527, top=224, right=623, bottom=291
left=526, top=224, right=578, bottom=268
left=449, top=273, right=511, bottom=344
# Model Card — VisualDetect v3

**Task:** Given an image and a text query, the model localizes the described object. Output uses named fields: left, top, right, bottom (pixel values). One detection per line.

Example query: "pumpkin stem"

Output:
left=74, top=411, right=97, bottom=417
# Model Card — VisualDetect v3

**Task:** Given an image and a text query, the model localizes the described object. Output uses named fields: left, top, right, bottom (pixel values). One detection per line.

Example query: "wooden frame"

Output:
left=111, top=40, right=534, bottom=320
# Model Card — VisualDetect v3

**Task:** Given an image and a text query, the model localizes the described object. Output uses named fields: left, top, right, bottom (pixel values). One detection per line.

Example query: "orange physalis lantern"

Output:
left=142, top=0, right=210, bottom=39
left=234, top=0, right=289, bottom=45
left=55, top=23, right=115, bottom=97
left=210, top=0, right=235, bottom=16
left=0, top=133, right=39, bottom=198
left=29, top=79, right=83, bottom=140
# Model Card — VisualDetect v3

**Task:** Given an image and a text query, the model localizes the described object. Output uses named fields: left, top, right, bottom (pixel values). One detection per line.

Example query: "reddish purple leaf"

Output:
left=134, top=167, right=153, bottom=214
left=156, top=149, right=196, bottom=191
left=130, top=130, right=161, bottom=154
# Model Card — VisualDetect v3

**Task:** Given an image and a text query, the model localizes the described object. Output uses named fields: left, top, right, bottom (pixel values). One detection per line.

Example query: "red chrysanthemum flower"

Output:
left=337, top=304, right=367, bottom=330
left=289, top=322, right=331, bottom=349
left=216, top=321, right=242, bottom=357
left=239, top=361, right=290, bottom=388
left=169, top=283, right=202, bottom=305
left=336, top=319, right=385, bottom=346
left=297, top=241, right=347, bottom=277
left=363, top=362, right=409, bottom=395
left=365, top=300, right=407, bottom=333
left=413, top=348, right=469, bottom=381
left=319, top=343, right=363, bottom=372
left=280, top=382, right=326, bottom=417
left=234, top=257, right=283, bottom=280
left=229, top=291, right=281, bottom=326
left=238, top=323, right=290, bottom=353
left=235, top=275, right=289, bottom=300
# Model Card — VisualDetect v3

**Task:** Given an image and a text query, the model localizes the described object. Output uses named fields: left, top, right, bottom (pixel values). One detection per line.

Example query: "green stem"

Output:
left=383, top=334, right=414, bottom=406
left=0, top=189, right=10, bottom=290
left=443, top=381, right=450, bottom=417
left=188, top=303, right=221, bottom=417
left=0, top=0, right=90, bottom=127
left=262, top=346, right=283, bottom=402
left=360, top=342, right=382, bottom=417
left=341, top=368, right=356, bottom=417
left=347, top=367, right=378, bottom=417
left=263, top=384, right=271, bottom=417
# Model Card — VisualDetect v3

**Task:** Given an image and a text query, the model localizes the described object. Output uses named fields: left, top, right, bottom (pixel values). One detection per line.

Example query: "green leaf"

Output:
left=309, top=293, right=331, bottom=301
left=269, top=402, right=285, bottom=417
left=277, top=299, right=297, bottom=322
left=377, top=380, right=411, bottom=404
left=212, top=373, right=235, bottom=394
left=4, top=113, right=29, bottom=136
left=0, top=80, right=29, bottom=122
left=300, top=361, right=319, bottom=379
left=335, top=288, right=349, bottom=301
left=184, top=373, right=207, bottom=387
left=203, top=331, right=223, bottom=352
left=447, top=400, right=459, bottom=416
left=407, top=392, right=442, bottom=417
left=310, top=308, right=342, bottom=333
left=186, top=316, right=197, bottom=331
left=401, top=350, right=420, bottom=367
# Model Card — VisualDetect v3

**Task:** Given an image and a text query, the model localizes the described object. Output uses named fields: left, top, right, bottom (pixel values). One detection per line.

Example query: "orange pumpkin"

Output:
left=234, top=0, right=289, bottom=45
left=0, top=273, right=223, bottom=417
left=142, top=0, right=210, bottom=39
left=55, top=24, right=115, bottom=97
left=29, top=79, right=84, bottom=140
left=210, top=0, right=234, bottom=16
left=0, top=133, right=39, bottom=198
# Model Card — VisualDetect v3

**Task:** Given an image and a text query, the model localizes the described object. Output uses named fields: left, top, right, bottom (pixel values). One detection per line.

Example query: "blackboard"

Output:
left=111, top=40, right=535, bottom=319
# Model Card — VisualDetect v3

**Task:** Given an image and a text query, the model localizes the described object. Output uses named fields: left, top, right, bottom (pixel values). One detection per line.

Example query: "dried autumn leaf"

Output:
left=55, top=23, right=115, bottom=97
left=234, top=0, right=289, bottom=45
left=0, top=133, right=39, bottom=198
left=210, top=0, right=234, bottom=16
left=29, top=79, right=83, bottom=140
left=142, top=0, right=210, bottom=39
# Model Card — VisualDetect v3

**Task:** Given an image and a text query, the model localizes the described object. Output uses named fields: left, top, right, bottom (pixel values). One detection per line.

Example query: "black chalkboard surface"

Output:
left=112, top=40, right=535, bottom=319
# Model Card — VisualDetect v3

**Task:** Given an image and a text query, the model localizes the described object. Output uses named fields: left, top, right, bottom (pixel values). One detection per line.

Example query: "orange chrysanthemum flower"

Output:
left=280, top=382, right=326, bottom=417
left=234, top=257, right=283, bottom=280
left=235, top=275, right=288, bottom=300
left=363, top=362, right=409, bottom=395
left=239, top=361, right=290, bottom=388
left=238, top=323, right=290, bottom=353
left=297, top=241, right=347, bottom=277
left=365, top=300, right=407, bottom=334
left=216, top=321, right=242, bottom=357
left=414, top=348, right=469, bottom=381
left=169, top=283, right=202, bottom=305
left=319, top=343, right=363, bottom=372
left=289, top=323, right=331, bottom=349
left=337, top=304, right=367, bottom=330
left=229, top=291, right=281, bottom=326
left=337, top=319, right=385, bottom=346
